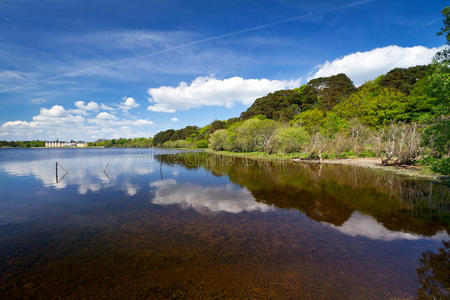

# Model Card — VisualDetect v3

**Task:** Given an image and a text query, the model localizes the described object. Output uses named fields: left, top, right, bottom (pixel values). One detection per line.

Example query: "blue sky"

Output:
left=0, top=0, right=447, bottom=141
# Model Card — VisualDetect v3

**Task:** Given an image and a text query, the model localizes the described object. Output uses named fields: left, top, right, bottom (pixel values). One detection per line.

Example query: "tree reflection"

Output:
left=417, top=241, right=449, bottom=299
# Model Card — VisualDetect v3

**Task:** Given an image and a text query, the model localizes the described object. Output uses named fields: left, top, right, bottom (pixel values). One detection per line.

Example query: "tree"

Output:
left=307, top=73, right=357, bottom=111
left=152, top=129, right=175, bottom=146
left=437, top=6, right=450, bottom=43
left=240, top=89, right=304, bottom=121
left=292, top=108, right=326, bottom=133
left=270, top=126, right=310, bottom=154
left=234, top=117, right=278, bottom=152
left=379, top=65, right=430, bottom=95
left=209, top=129, right=228, bottom=151
left=320, top=113, right=348, bottom=139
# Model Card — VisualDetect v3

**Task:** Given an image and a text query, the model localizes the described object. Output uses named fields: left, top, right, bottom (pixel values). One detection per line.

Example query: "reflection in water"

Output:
left=1, top=152, right=154, bottom=194
left=150, top=179, right=273, bottom=213
left=0, top=149, right=449, bottom=299
left=417, top=241, right=450, bottom=299
left=159, top=152, right=449, bottom=238
left=329, top=211, right=448, bottom=241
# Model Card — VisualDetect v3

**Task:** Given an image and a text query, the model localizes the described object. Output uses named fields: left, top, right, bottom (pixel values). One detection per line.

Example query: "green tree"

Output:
left=209, top=129, right=228, bottom=151
left=437, top=6, right=450, bottom=43
left=307, top=73, right=357, bottom=111
left=234, top=117, right=278, bottom=152
left=271, top=126, right=310, bottom=154
left=293, top=108, right=326, bottom=133
left=240, top=89, right=304, bottom=121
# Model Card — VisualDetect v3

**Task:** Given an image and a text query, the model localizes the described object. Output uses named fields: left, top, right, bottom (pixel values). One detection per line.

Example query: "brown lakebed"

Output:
left=0, top=148, right=448, bottom=299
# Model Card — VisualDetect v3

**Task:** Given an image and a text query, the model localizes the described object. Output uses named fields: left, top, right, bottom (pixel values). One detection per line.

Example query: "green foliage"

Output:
left=421, top=56, right=450, bottom=157
left=422, top=115, right=450, bottom=157
left=292, top=108, right=326, bottom=133
left=88, top=137, right=152, bottom=148
left=437, top=6, right=450, bottom=43
left=379, top=65, right=430, bottom=94
left=195, top=139, right=209, bottom=148
left=209, top=129, right=228, bottom=151
left=292, top=84, right=319, bottom=110
left=430, top=157, right=450, bottom=175
left=162, top=139, right=191, bottom=148
left=234, top=117, right=278, bottom=152
left=240, top=89, right=304, bottom=121
left=0, top=140, right=45, bottom=148
left=307, top=73, right=357, bottom=111
left=334, top=86, right=411, bottom=128
left=152, top=129, right=175, bottom=146
left=271, top=126, right=310, bottom=154
left=321, top=113, right=348, bottom=138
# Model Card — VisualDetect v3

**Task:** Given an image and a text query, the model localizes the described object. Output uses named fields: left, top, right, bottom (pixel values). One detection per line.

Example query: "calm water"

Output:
left=0, top=148, right=448, bottom=299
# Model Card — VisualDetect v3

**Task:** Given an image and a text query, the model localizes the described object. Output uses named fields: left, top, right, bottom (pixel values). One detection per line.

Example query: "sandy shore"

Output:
left=293, top=157, right=447, bottom=181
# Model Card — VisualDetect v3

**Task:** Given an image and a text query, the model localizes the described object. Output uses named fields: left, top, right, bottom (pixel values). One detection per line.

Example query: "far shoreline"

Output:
left=1, top=147, right=448, bottom=182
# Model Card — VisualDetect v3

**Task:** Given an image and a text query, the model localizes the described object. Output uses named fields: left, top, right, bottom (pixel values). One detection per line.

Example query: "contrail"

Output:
left=0, top=0, right=374, bottom=94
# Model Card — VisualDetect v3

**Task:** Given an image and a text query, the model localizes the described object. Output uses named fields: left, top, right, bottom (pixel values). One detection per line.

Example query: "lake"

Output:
left=0, top=148, right=448, bottom=299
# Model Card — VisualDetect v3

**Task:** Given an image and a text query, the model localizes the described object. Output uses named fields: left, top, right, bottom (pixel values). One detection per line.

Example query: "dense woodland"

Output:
left=147, top=8, right=450, bottom=175
left=150, top=49, right=449, bottom=174
left=87, top=137, right=152, bottom=148
left=0, top=140, right=45, bottom=148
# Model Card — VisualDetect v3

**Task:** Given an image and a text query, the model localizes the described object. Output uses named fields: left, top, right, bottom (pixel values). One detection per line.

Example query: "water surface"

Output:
left=0, top=148, right=448, bottom=299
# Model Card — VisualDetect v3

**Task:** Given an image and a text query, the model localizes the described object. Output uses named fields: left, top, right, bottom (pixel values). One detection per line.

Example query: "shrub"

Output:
left=271, top=126, right=310, bottom=154
left=209, top=129, right=228, bottom=151
left=196, top=139, right=209, bottom=148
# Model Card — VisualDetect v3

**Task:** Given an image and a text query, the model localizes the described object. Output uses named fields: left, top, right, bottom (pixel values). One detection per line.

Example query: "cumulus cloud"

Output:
left=147, top=76, right=301, bottom=112
left=75, top=100, right=100, bottom=111
left=170, top=117, right=179, bottom=122
left=30, top=98, right=46, bottom=105
left=310, top=45, right=445, bottom=86
left=119, top=97, right=139, bottom=111
left=2, top=120, right=37, bottom=128
left=1, top=105, right=84, bottom=137
left=100, top=103, right=115, bottom=111
left=133, top=119, right=154, bottom=126
left=96, top=112, right=117, bottom=120
left=1, top=102, right=154, bottom=141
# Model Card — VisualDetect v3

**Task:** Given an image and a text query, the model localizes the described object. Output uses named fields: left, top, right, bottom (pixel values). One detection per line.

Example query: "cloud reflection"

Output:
left=1, top=154, right=154, bottom=196
left=150, top=179, right=273, bottom=214
left=329, top=211, right=449, bottom=241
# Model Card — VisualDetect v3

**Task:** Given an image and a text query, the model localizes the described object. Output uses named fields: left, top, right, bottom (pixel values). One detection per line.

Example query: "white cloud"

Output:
left=2, top=120, right=36, bottom=128
left=38, top=105, right=67, bottom=118
left=96, top=112, right=117, bottom=120
left=170, top=117, right=179, bottom=122
left=30, top=98, right=46, bottom=105
left=100, top=103, right=115, bottom=111
left=133, top=119, right=154, bottom=126
left=75, top=100, right=100, bottom=111
left=119, top=97, right=139, bottom=111
left=310, top=45, right=445, bottom=86
left=147, top=76, right=301, bottom=112
left=0, top=102, right=154, bottom=141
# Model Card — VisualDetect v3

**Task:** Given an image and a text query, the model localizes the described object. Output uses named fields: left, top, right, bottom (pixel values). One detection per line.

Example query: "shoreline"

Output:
left=206, top=150, right=448, bottom=182
left=1, top=147, right=447, bottom=181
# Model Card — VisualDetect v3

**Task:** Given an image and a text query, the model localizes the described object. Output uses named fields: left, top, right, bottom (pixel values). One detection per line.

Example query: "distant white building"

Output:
left=45, top=141, right=87, bottom=147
